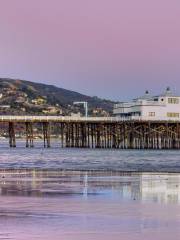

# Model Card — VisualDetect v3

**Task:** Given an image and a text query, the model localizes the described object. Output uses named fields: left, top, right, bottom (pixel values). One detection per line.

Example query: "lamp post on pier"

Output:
left=73, top=101, right=88, bottom=117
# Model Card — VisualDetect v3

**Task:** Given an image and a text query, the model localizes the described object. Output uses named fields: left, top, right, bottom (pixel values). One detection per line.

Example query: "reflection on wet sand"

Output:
left=0, top=170, right=180, bottom=204
left=0, top=170, right=180, bottom=240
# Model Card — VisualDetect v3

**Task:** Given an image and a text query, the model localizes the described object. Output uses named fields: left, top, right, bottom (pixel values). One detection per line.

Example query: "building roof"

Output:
left=115, top=88, right=179, bottom=107
left=134, top=88, right=179, bottom=101
left=133, top=90, right=152, bottom=101
left=154, top=87, right=179, bottom=98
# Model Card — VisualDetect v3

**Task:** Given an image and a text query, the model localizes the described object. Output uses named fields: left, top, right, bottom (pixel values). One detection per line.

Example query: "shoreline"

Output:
left=0, top=167, right=180, bottom=173
left=0, top=168, right=180, bottom=174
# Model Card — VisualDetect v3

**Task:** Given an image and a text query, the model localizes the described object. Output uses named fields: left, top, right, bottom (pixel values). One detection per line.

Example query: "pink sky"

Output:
left=0, top=0, right=180, bottom=100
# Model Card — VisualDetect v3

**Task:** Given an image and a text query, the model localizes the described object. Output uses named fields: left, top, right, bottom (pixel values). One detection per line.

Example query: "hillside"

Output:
left=0, top=78, right=115, bottom=116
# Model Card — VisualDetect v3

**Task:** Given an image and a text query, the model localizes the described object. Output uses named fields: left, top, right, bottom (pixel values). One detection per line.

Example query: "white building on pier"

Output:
left=113, top=88, right=180, bottom=121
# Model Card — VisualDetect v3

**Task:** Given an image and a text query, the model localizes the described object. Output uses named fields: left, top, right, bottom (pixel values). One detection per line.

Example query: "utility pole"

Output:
left=73, top=101, right=88, bottom=117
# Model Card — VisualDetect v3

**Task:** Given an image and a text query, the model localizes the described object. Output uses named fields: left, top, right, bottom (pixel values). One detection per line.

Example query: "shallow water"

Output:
left=0, top=140, right=180, bottom=172
left=0, top=171, right=180, bottom=240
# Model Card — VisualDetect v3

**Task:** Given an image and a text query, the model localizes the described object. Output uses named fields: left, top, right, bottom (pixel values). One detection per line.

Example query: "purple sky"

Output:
left=0, top=0, right=180, bottom=100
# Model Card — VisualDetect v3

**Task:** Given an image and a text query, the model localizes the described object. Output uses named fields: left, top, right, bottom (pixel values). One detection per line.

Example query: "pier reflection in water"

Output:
left=0, top=170, right=180, bottom=204
left=0, top=170, right=180, bottom=240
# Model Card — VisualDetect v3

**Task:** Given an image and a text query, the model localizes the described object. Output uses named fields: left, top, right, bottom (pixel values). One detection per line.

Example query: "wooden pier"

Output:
left=1, top=116, right=180, bottom=149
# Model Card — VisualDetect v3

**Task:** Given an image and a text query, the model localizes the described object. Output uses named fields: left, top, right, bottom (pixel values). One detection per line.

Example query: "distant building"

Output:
left=0, top=105, right=11, bottom=109
left=32, top=96, right=47, bottom=105
left=20, top=107, right=26, bottom=112
left=113, top=88, right=180, bottom=121
left=42, top=106, right=62, bottom=114
left=15, top=96, right=26, bottom=104
left=92, top=108, right=109, bottom=117
left=71, top=112, right=81, bottom=117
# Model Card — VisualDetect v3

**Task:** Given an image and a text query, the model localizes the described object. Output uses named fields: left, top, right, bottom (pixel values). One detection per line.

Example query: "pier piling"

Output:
left=42, top=122, right=51, bottom=148
left=26, top=122, right=34, bottom=147
left=1, top=116, right=180, bottom=149
left=9, top=122, right=16, bottom=147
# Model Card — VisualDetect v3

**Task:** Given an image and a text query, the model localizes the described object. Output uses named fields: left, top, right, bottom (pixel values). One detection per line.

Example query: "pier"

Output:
left=1, top=116, right=180, bottom=149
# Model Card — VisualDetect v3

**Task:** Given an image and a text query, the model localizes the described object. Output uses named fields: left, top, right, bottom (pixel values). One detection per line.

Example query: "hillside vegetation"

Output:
left=0, top=78, right=115, bottom=116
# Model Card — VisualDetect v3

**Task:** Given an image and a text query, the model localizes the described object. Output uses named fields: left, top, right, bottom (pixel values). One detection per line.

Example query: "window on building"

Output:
left=131, top=112, right=141, bottom=116
left=149, top=112, right=155, bottom=117
left=167, top=112, right=179, bottom=118
left=168, top=98, right=179, bottom=104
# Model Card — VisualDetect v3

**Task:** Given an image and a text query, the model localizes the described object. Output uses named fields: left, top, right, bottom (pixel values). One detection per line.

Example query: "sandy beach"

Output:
left=0, top=170, right=180, bottom=240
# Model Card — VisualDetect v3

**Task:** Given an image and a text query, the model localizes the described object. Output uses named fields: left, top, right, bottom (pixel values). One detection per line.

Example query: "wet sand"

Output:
left=0, top=170, right=180, bottom=239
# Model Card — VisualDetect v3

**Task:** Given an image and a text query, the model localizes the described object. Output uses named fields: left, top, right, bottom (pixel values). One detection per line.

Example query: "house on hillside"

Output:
left=0, top=105, right=11, bottom=109
left=71, top=112, right=81, bottom=117
left=42, top=106, right=62, bottom=114
left=31, top=96, right=47, bottom=105
left=92, top=108, right=109, bottom=117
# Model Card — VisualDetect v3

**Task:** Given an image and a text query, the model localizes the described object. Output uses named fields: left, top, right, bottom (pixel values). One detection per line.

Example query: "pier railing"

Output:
left=0, top=115, right=180, bottom=122
left=0, top=115, right=119, bottom=122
